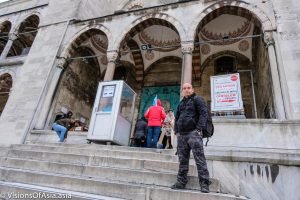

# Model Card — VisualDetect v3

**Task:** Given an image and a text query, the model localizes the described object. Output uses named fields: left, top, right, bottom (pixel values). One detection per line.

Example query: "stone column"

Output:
left=273, top=32, right=292, bottom=120
left=264, top=32, right=286, bottom=120
left=0, top=33, right=17, bottom=59
left=103, top=51, right=119, bottom=81
left=181, top=42, right=194, bottom=85
left=34, top=58, right=67, bottom=129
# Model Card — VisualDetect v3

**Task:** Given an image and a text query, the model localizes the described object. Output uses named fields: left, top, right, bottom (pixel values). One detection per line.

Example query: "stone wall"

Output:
left=0, top=22, right=69, bottom=146
left=271, top=0, right=300, bottom=119
left=254, top=37, right=275, bottom=119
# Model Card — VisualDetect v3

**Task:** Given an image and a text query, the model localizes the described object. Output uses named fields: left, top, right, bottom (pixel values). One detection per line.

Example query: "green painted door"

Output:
left=138, top=86, right=180, bottom=118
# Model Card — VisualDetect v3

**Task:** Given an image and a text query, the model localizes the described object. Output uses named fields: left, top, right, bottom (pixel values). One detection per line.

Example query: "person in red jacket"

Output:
left=144, top=99, right=166, bottom=148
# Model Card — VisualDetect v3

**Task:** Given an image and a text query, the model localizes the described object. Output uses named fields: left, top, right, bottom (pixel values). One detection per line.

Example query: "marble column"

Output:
left=272, top=32, right=292, bottom=120
left=264, top=32, right=286, bottom=120
left=34, top=58, right=66, bottom=129
left=181, top=42, right=194, bottom=85
left=0, top=33, right=17, bottom=59
left=104, top=51, right=119, bottom=81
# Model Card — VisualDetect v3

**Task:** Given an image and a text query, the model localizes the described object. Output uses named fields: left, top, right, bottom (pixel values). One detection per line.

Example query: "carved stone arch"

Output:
left=0, top=71, right=14, bottom=116
left=0, top=70, right=16, bottom=86
left=144, top=56, right=182, bottom=73
left=7, top=14, right=40, bottom=57
left=60, top=25, right=112, bottom=59
left=187, top=0, right=275, bottom=41
left=0, top=20, right=12, bottom=31
left=0, top=20, right=12, bottom=54
left=143, top=56, right=182, bottom=87
left=126, top=39, right=144, bottom=83
left=200, top=50, right=250, bottom=85
left=112, top=13, right=185, bottom=50
left=14, top=12, right=41, bottom=33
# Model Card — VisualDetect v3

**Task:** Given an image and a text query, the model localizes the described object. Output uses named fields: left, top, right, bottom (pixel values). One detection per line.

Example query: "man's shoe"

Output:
left=200, top=181, right=210, bottom=193
left=171, top=182, right=185, bottom=189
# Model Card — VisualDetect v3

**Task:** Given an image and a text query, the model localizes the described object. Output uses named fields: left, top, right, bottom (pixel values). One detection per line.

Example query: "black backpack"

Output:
left=192, top=96, right=214, bottom=146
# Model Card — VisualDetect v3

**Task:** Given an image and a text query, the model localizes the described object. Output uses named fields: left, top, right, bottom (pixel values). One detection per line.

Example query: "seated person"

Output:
left=52, top=118, right=74, bottom=142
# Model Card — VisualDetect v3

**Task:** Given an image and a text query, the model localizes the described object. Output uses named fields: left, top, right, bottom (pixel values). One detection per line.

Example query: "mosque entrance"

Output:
left=138, top=85, right=180, bottom=118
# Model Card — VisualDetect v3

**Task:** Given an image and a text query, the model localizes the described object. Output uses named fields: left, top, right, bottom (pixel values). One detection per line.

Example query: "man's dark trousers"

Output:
left=177, top=130, right=209, bottom=185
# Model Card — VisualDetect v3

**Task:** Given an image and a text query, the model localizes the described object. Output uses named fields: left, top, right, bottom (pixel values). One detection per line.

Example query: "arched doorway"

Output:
left=0, top=73, right=12, bottom=116
left=8, top=15, right=39, bottom=57
left=118, top=18, right=182, bottom=117
left=113, top=61, right=137, bottom=91
left=49, top=29, right=108, bottom=127
left=194, top=6, right=274, bottom=119
left=139, top=56, right=182, bottom=118
left=0, top=21, right=11, bottom=55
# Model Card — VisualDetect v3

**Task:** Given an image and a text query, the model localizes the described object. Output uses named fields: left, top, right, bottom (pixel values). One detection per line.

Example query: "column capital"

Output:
left=56, top=57, right=67, bottom=69
left=264, top=32, right=275, bottom=47
left=181, top=42, right=194, bottom=54
left=107, top=51, right=119, bottom=63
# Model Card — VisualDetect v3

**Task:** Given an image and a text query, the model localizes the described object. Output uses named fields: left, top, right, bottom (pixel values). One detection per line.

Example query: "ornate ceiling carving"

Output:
left=138, top=25, right=180, bottom=52
left=128, top=1, right=143, bottom=10
left=200, top=20, right=251, bottom=46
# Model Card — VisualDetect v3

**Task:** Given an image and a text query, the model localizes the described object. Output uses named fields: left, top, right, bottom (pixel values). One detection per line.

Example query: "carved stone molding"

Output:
left=56, top=57, right=67, bottom=69
left=264, top=32, right=275, bottom=47
left=238, top=40, right=250, bottom=52
left=201, top=44, right=211, bottom=55
left=107, top=51, right=119, bottom=63
left=181, top=42, right=194, bottom=54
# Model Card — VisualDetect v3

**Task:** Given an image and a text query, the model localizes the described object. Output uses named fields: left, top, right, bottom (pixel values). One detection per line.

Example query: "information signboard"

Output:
left=211, top=73, right=243, bottom=112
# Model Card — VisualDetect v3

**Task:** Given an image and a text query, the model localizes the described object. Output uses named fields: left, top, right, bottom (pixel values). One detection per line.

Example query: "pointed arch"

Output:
left=112, top=13, right=185, bottom=50
left=59, top=24, right=112, bottom=59
left=188, top=0, right=275, bottom=40
left=8, top=14, right=40, bottom=57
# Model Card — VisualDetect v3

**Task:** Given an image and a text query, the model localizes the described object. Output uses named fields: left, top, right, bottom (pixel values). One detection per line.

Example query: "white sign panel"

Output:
left=102, top=85, right=115, bottom=97
left=211, top=73, right=243, bottom=111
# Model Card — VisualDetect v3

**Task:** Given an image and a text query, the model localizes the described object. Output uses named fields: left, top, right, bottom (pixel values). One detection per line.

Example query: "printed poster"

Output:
left=211, top=73, right=243, bottom=111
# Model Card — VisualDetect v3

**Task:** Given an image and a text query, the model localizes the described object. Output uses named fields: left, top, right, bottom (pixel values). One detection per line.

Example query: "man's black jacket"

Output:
left=174, top=93, right=208, bottom=134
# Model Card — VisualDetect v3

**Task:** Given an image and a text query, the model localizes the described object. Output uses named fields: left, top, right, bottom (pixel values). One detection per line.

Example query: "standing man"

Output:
left=144, top=99, right=166, bottom=148
left=171, top=83, right=210, bottom=193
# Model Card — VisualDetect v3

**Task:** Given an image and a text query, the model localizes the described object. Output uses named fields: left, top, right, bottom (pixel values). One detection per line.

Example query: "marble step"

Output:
left=7, top=148, right=179, bottom=164
left=16, top=143, right=300, bottom=165
left=0, top=153, right=196, bottom=176
left=0, top=168, right=248, bottom=200
left=0, top=157, right=220, bottom=192
left=0, top=181, right=124, bottom=200
left=22, top=142, right=177, bottom=155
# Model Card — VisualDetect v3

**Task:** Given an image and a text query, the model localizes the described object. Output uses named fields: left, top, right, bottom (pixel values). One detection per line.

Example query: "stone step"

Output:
left=13, top=143, right=178, bottom=158
left=18, top=143, right=300, bottom=166
left=0, top=152, right=196, bottom=175
left=6, top=148, right=201, bottom=176
left=7, top=148, right=179, bottom=164
left=0, top=157, right=220, bottom=192
left=0, top=181, right=124, bottom=200
left=0, top=147, right=8, bottom=157
left=23, top=142, right=177, bottom=155
left=0, top=168, right=248, bottom=200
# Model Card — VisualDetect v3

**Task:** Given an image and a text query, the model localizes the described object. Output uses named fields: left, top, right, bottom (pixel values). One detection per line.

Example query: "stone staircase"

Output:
left=0, top=143, right=249, bottom=200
